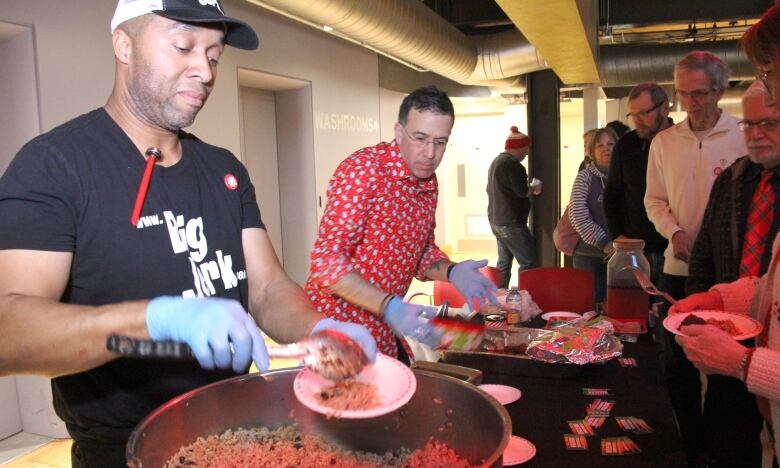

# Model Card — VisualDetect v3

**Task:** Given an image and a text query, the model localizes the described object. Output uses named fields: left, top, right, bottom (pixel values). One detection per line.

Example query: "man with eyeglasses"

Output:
left=644, top=51, right=747, bottom=467
left=486, top=126, right=541, bottom=288
left=675, top=80, right=780, bottom=468
left=604, top=83, right=671, bottom=287
left=304, top=86, right=497, bottom=362
left=668, top=9, right=780, bottom=463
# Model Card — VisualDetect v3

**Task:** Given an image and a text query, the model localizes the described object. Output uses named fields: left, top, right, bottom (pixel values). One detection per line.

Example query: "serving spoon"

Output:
left=106, top=329, right=369, bottom=381
left=620, top=265, right=677, bottom=305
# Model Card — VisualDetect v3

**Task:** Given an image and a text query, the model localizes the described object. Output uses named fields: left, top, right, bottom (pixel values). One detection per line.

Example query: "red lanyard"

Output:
left=130, top=147, right=161, bottom=227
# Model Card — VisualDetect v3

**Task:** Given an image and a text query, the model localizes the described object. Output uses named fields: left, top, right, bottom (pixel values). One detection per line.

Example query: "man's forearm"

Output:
left=328, top=272, right=390, bottom=317
left=425, top=259, right=453, bottom=282
left=0, top=295, right=148, bottom=377
left=250, top=276, right=322, bottom=343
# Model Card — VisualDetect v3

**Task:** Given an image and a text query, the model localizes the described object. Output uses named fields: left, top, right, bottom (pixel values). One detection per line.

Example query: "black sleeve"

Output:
left=603, top=144, right=625, bottom=239
left=504, top=158, right=529, bottom=198
left=686, top=176, right=722, bottom=295
left=235, top=159, right=264, bottom=230
left=0, top=139, right=80, bottom=251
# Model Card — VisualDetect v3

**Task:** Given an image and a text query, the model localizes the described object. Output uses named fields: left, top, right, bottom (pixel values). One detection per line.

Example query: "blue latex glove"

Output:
left=311, top=318, right=378, bottom=363
left=146, top=296, right=270, bottom=373
left=383, top=296, right=441, bottom=348
left=448, top=259, right=498, bottom=309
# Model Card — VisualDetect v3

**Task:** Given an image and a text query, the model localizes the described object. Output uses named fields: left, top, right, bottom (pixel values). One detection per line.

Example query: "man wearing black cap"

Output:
left=0, top=1, right=375, bottom=465
left=487, top=126, right=541, bottom=288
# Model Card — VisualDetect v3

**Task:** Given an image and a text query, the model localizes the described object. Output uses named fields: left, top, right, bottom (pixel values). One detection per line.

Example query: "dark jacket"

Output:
left=687, top=156, right=780, bottom=294
left=603, top=129, right=668, bottom=253
left=487, top=152, right=530, bottom=226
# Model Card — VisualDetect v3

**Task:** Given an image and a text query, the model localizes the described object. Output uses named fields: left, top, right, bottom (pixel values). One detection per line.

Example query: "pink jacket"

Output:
left=712, top=234, right=780, bottom=457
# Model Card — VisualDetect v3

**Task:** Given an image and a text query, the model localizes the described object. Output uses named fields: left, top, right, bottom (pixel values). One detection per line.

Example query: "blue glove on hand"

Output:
left=448, top=260, right=498, bottom=309
left=146, top=296, right=270, bottom=373
left=383, top=297, right=441, bottom=348
left=311, top=318, right=378, bottom=363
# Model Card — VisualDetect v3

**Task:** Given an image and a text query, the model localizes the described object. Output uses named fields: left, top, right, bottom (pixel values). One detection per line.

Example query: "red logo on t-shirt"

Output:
left=224, top=173, right=238, bottom=190
left=713, top=167, right=723, bottom=176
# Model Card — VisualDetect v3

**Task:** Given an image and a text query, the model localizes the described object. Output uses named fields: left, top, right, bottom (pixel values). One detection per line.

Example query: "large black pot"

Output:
left=127, top=367, right=511, bottom=467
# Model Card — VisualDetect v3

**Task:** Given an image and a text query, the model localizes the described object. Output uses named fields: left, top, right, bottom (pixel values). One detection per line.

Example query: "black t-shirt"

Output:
left=0, top=108, right=264, bottom=443
left=486, top=152, right=530, bottom=226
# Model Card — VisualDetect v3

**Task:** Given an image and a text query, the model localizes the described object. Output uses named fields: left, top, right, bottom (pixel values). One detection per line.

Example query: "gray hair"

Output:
left=628, top=82, right=669, bottom=106
left=674, top=51, right=730, bottom=92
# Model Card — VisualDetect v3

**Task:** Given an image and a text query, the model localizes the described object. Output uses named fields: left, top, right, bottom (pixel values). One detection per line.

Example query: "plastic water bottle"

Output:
left=504, top=287, right=523, bottom=325
left=505, top=287, right=522, bottom=309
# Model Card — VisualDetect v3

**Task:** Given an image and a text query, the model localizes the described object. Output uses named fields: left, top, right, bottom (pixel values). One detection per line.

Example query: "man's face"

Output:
left=674, top=68, right=724, bottom=127
left=125, top=15, right=225, bottom=131
left=627, top=92, right=668, bottom=140
left=742, top=92, right=780, bottom=169
left=394, top=108, right=454, bottom=180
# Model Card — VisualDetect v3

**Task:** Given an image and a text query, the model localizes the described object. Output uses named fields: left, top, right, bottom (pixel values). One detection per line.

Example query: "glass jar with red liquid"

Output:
left=605, top=238, right=651, bottom=326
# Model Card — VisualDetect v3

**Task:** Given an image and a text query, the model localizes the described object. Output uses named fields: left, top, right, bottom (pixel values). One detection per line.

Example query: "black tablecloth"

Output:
left=444, top=327, right=688, bottom=467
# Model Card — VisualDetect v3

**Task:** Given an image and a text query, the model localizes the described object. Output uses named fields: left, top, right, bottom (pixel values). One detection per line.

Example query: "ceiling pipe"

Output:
left=599, top=40, right=755, bottom=87
left=245, top=1, right=755, bottom=92
left=245, top=0, right=547, bottom=90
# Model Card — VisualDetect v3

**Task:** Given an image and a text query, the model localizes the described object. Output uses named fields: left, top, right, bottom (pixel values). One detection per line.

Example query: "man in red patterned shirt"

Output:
left=305, top=86, right=497, bottom=359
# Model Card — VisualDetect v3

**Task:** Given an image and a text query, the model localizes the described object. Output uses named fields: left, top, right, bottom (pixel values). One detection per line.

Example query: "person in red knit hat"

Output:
left=486, top=126, right=542, bottom=288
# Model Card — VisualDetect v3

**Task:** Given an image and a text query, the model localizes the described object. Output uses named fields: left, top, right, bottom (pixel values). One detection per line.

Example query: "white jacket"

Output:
left=644, top=110, right=746, bottom=276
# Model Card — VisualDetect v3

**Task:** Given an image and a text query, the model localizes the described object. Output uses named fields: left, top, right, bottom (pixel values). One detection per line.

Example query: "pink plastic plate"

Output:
left=293, top=353, right=416, bottom=419
left=663, top=311, right=762, bottom=341
left=478, top=384, right=522, bottom=405
left=503, top=436, right=536, bottom=465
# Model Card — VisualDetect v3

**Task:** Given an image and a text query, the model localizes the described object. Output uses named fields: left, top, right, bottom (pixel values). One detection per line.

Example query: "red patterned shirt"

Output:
left=304, top=141, right=450, bottom=356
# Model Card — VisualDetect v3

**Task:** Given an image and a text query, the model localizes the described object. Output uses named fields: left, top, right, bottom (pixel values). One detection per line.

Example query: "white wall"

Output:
left=0, top=26, right=39, bottom=174
left=240, top=88, right=282, bottom=257
left=0, top=377, right=21, bottom=439
left=276, top=87, right=317, bottom=284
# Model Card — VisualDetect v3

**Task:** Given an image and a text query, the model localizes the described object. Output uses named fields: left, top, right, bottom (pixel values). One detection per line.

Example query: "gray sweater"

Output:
left=569, top=163, right=610, bottom=257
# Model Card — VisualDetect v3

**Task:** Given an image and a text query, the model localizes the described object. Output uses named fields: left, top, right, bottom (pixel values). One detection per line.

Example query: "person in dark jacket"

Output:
left=683, top=81, right=780, bottom=468
left=606, top=120, right=630, bottom=139
left=487, top=127, right=541, bottom=288
left=604, top=82, right=671, bottom=285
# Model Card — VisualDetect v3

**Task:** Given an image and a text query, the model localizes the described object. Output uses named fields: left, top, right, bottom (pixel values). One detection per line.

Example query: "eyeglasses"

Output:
left=674, top=88, right=715, bottom=100
left=626, top=100, right=666, bottom=120
left=738, top=119, right=780, bottom=133
left=401, top=125, right=449, bottom=149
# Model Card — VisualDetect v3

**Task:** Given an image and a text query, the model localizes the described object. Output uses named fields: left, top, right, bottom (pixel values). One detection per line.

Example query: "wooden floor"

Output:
left=2, top=439, right=71, bottom=468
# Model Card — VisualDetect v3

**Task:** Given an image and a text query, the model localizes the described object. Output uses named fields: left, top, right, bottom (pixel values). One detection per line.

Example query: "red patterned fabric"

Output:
left=740, top=170, right=775, bottom=277
left=305, top=141, right=450, bottom=357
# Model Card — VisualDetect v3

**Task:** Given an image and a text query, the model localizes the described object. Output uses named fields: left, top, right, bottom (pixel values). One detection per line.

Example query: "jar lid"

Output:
left=613, top=238, right=645, bottom=250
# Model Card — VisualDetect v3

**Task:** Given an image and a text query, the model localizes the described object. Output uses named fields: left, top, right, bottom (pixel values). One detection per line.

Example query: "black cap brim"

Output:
left=154, top=8, right=259, bottom=50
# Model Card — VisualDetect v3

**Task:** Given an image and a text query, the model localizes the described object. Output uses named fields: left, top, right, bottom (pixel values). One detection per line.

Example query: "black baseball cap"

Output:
left=111, top=0, right=259, bottom=50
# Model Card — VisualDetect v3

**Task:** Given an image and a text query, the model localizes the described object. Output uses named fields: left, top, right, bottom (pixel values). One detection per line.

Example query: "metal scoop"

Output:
left=621, top=265, right=677, bottom=304
left=106, top=329, right=369, bottom=381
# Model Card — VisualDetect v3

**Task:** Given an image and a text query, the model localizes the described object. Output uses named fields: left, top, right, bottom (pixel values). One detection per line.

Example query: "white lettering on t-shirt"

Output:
left=161, top=210, right=240, bottom=297
left=135, top=214, right=161, bottom=229
left=164, top=211, right=188, bottom=253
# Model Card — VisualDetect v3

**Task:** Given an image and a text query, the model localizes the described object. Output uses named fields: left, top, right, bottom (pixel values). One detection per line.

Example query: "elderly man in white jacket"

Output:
left=644, top=50, right=747, bottom=466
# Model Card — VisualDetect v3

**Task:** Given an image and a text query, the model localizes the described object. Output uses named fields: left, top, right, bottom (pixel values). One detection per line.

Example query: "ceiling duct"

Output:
left=600, top=40, right=755, bottom=87
left=246, top=0, right=547, bottom=90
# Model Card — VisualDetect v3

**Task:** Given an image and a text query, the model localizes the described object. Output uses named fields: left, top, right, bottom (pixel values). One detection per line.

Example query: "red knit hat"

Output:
left=505, top=126, right=531, bottom=150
